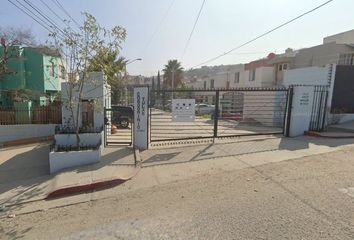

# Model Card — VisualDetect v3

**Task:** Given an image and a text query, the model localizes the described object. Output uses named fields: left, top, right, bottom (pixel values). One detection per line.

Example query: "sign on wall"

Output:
left=172, top=99, right=195, bottom=122
left=134, top=87, right=149, bottom=150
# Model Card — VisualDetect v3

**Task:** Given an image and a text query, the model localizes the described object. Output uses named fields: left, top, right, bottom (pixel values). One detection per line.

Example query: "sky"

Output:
left=1, top=0, right=353, bottom=76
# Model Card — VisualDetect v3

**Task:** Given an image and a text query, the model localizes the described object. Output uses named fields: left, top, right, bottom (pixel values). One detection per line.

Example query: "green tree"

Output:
left=87, top=48, right=127, bottom=104
left=162, top=59, right=183, bottom=88
left=51, top=12, right=126, bottom=147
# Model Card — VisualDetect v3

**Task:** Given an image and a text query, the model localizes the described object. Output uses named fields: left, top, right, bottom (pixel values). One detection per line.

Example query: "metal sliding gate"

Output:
left=149, top=88, right=289, bottom=143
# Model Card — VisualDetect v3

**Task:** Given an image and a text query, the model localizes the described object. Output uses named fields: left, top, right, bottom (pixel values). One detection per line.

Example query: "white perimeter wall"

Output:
left=0, top=124, right=57, bottom=143
left=282, top=66, right=329, bottom=87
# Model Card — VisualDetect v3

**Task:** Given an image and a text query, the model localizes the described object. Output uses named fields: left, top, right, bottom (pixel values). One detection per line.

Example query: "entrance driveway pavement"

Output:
left=140, top=135, right=354, bottom=167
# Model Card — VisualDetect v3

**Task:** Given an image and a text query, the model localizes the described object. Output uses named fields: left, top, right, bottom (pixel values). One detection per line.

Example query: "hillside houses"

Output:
left=182, top=29, right=354, bottom=93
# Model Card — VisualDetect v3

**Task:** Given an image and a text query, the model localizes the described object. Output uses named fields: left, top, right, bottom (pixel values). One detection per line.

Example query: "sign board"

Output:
left=133, top=87, right=149, bottom=150
left=289, top=86, right=315, bottom=137
left=172, top=99, right=195, bottom=122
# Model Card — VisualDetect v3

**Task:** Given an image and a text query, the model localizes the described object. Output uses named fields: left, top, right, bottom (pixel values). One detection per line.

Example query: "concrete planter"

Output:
left=49, top=132, right=103, bottom=173
left=49, top=147, right=101, bottom=173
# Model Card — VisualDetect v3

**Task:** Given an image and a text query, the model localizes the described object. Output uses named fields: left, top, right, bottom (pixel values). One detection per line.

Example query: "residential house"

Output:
left=323, top=29, right=354, bottom=45
left=0, top=46, right=66, bottom=107
left=184, top=64, right=246, bottom=104
left=269, top=30, right=354, bottom=85
left=243, top=53, right=276, bottom=88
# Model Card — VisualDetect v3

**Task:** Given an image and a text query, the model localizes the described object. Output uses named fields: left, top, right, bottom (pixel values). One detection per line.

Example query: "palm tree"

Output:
left=162, top=59, right=183, bottom=89
left=88, top=50, right=127, bottom=104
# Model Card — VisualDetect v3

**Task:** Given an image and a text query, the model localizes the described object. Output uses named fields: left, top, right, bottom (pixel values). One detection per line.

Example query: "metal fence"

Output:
left=149, top=88, right=289, bottom=143
left=309, top=85, right=329, bottom=132
left=0, top=105, right=62, bottom=125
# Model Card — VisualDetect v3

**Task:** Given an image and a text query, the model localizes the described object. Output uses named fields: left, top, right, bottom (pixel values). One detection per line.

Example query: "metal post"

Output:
left=213, top=90, right=219, bottom=138
left=316, top=90, right=324, bottom=132
left=285, top=87, right=293, bottom=137
left=171, top=69, right=175, bottom=99
left=103, top=108, right=107, bottom=146
left=162, top=91, right=166, bottom=111
left=321, top=90, right=329, bottom=131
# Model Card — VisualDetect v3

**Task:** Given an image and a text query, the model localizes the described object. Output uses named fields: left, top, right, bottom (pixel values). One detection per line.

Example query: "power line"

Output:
left=14, top=0, right=67, bottom=39
left=181, top=0, right=206, bottom=60
left=7, top=0, right=62, bottom=39
left=51, top=0, right=80, bottom=28
left=38, top=0, right=70, bottom=29
left=191, top=0, right=334, bottom=68
left=142, top=0, right=176, bottom=56
left=22, top=0, right=68, bottom=38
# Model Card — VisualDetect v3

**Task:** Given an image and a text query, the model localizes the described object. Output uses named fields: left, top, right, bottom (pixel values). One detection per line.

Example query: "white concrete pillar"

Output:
left=288, top=86, right=315, bottom=137
left=133, top=87, right=149, bottom=150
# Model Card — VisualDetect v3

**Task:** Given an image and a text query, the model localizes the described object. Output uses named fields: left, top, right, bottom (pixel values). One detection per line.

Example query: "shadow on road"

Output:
left=141, top=136, right=354, bottom=167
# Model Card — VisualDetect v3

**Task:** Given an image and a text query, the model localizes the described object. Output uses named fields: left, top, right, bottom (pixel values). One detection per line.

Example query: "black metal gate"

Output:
left=104, top=108, right=133, bottom=146
left=149, top=88, right=289, bottom=143
left=309, top=85, right=329, bottom=132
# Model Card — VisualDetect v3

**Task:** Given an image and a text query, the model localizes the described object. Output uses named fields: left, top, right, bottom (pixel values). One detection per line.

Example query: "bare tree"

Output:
left=0, top=27, right=36, bottom=77
left=51, top=12, right=126, bottom=148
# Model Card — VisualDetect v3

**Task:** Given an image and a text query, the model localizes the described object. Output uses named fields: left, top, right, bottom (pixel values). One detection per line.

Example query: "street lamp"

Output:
left=122, top=58, right=142, bottom=104
left=126, top=58, right=142, bottom=65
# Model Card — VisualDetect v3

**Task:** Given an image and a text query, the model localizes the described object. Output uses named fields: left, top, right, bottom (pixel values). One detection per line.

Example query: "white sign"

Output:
left=172, top=99, right=195, bottom=122
left=134, top=87, right=149, bottom=150
left=289, top=86, right=315, bottom=137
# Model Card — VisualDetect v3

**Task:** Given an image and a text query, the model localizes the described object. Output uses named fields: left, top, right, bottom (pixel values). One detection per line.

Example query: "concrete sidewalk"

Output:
left=0, top=144, right=137, bottom=213
left=140, top=135, right=354, bottom=167
left=2, top=135, right=354, bottom=217
left=328, top=120, right=354, bottom=133
left=305, top=121, right=354, bottom=138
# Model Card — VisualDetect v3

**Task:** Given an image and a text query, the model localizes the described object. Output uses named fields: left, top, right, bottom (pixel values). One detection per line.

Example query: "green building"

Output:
left=0, top=46, right=66, bottom=107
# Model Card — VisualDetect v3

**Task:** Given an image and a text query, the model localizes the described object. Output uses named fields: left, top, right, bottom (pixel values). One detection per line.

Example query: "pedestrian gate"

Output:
left=104, top=108, right=133, bottom=145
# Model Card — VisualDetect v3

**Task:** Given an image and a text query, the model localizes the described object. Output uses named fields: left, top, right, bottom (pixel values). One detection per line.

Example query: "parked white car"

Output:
left=195, top=103, right=215, bottom=115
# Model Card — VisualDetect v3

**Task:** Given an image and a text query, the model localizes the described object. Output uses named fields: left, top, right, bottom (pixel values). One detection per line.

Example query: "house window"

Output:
left=59, top=66, right=66, bottom=79
left=210, top=79, right=214, bottom=89
left=203, top=81, right=207, bottom=89
left=249, top=69, right=256, bottom=81
left=234, top=72, right=240, bottom=83
left=278, top=63, right=289, bottom=71
left=47, top=63, right=54, bottom=77
left=338, top=53, right=354, bottom=65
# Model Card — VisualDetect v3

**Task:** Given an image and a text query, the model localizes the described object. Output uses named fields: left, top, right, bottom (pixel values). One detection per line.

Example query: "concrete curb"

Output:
left=305, top=131, right=354, bottom=138
left=45, top=168, right=140, bottom=199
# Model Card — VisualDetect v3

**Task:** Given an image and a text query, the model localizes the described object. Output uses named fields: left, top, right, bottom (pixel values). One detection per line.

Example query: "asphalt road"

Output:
left=2, top=146, right=354, bottom=240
